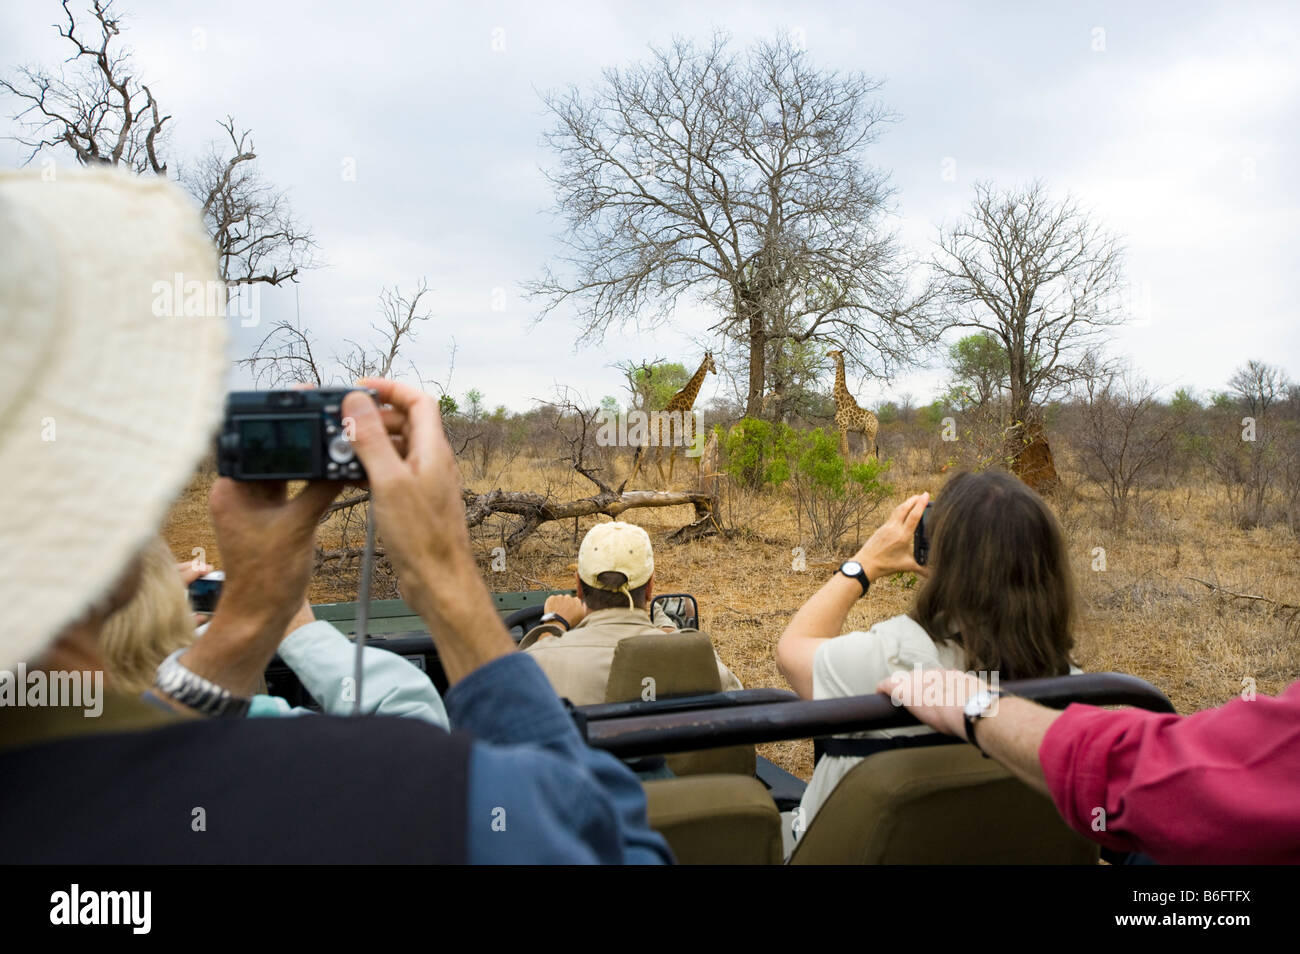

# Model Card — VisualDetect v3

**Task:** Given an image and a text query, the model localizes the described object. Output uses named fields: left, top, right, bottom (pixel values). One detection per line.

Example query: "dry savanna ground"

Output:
left=162, top=445, right=1300, bottom=780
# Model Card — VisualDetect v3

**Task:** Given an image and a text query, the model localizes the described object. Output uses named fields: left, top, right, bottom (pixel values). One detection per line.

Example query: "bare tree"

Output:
left=238, top=320, right=326, bottom=387
left=934, top=181, right=1125, bottom=443
left=3, top=2, right=313, bottom=288
left=529, top=31, right=935, bottom=416
left=1, top=1, right=169, bottom=172
left=239, top=280, right=436, bottom=388
left=1075, top=370, right=1178, bottom=527
left=1205, top=360, right=1295, bottom=529
left=1228, top=359, right=1289, bottom=418
left=182, top=117, right=316, bottom=287
left=336, top=281, right=433, bottom=381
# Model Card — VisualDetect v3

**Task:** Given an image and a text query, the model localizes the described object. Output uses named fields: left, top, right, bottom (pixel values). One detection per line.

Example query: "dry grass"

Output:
left=162, top=445, right=1300, bottom=780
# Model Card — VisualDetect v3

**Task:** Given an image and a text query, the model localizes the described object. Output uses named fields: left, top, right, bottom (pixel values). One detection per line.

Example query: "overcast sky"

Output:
left=3, top=0, right=1296, bottom=411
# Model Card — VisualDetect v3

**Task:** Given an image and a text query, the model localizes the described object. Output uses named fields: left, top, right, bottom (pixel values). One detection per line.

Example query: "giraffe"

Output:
left=629, top=351, right=717, bottom=484
left=760, top=386, right=783, bottom=421
left=827, top=349, right=879, bottom=459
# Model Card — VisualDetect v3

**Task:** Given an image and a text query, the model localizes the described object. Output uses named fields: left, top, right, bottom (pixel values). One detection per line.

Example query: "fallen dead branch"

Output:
left=666, top=511, right=724, bottom=544
left=1185, top=576, right=1300, bottom=612
left=1185, top=576, right=1300, bottom=631
left=321, top=485, right=717, bottom=550
left=317, top=547, right=386, bottom=564
left=465, top=486, right=717, bottom=549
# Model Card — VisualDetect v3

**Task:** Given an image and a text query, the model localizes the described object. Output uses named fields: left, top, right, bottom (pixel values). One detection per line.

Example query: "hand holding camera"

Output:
left=182, top=474, right=340, bottom=694
left=850, top=492, right=932, bottom=583
left=341, top=378, right=516, bottom=684
left=195, top=379, right=513, bottom=691
left=217, top=388, right=377, bottom=481
left=178, top=389, right=366, bottom=694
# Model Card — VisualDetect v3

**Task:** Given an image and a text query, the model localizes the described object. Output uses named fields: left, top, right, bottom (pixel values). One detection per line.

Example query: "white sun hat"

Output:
left=0, top=167, right=228, bottom=670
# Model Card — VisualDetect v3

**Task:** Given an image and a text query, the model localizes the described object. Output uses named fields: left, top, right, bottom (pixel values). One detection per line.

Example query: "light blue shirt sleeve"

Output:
left=248, top=620, right=449, bottom=729
left=247, top=694, right=294, bottom=717
left=446, top=653, right=673, bottom=865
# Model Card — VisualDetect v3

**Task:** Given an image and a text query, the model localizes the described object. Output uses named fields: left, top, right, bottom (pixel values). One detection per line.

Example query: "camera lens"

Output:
left=328, top=434, right=356, bottom=463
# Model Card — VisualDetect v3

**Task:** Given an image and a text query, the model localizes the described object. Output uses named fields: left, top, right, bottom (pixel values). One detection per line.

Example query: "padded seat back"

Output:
left=644, top=775, right=782, bottom=865
left=605, top=632, right=756, bottom=776
left=789, top=743, right=1099, bottom=864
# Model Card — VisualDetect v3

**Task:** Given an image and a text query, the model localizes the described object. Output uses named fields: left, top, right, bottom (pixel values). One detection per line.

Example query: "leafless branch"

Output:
left=527, top=31, right=937, bottom=415
left=934, top=180, right=1126, bottom=433
left=1, top=1, right=171, bottom=173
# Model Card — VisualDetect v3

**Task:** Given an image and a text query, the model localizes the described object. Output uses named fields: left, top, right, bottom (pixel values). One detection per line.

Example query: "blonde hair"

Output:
left=100, top=536, right=197, bottom=694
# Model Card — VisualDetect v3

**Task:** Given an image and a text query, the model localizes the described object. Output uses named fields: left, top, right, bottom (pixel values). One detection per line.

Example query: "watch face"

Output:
left=841, top=561, right=863, bottom=577
left=965, top=690, right=993, bottom=718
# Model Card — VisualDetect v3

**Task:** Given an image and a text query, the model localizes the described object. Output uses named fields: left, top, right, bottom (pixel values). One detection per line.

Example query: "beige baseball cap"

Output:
left=577, top=522, right=654, bottom=599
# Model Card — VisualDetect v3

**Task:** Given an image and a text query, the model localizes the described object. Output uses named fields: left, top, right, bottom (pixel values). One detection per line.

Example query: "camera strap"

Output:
left=351, top=504, right=378, bottom=716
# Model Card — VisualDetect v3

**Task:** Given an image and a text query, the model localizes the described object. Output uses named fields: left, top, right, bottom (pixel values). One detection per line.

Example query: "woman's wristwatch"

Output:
left=153, top=648, right=252, bottom=718
left=836, top=560, right=870, bottom=597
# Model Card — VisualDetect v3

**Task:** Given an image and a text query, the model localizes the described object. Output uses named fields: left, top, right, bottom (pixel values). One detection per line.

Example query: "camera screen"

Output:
left=238, top=417, right=316, bottom=476
left=188, top=578, right=223, bottom=613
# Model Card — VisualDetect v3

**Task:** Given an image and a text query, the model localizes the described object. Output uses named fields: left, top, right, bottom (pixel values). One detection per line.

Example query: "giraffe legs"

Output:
left=865, top=427, right=880, bottom=459
left=839, top=428, right=851, bottom=460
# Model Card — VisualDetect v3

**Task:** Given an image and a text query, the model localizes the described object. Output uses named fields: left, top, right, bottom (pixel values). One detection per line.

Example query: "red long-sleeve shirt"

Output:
left=1039, top=680, right=1300, bottom=864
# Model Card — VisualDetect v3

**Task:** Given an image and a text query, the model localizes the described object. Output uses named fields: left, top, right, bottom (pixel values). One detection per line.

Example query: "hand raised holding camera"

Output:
left=851, top=492, right=931, bottom=582
left=344, top=378, right=515, bottom=683
left=180, top=477, right=340, bottom=695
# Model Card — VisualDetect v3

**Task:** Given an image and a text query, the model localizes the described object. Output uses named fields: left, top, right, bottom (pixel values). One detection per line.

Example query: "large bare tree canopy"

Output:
left=2, top=0, right=313, bottom=287
left=934, top=180, right=1125, bottom=432
left=529, top=32, right=935, bottom=416
left=0, top=0, right=170, bottom=172
left=180, top=116, right=316, bottom=286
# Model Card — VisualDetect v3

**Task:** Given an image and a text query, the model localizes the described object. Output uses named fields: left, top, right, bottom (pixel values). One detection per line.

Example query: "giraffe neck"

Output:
left=833, top=356, right=850, bottom=401
left=670, top=357, right=711, bottom=411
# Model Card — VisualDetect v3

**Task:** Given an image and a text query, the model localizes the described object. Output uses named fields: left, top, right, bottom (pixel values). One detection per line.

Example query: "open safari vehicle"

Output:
left=268, top=591, right=1175, bottom=865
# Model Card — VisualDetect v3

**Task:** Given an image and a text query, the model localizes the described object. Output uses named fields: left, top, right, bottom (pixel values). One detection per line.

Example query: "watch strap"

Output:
left=153, top=648, right=252, bottom=718
left=538, top=612, right=571, bottom=632
left=964, top=711, right=989, bottom=757
left=838, top=562, right=870, bottom=597
left=964, top=690, right=1001, bottom=759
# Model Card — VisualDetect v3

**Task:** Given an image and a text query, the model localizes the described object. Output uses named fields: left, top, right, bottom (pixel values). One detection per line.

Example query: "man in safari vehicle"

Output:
left=519, top=521, right=742, bottom=705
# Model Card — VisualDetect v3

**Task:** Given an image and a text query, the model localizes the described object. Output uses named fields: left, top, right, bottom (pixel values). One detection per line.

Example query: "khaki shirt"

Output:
left=519, top=607, right=743, bottom=706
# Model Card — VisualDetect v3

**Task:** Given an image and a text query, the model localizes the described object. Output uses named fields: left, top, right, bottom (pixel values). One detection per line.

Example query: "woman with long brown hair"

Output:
left=776, top=469, right=1080, bottom=853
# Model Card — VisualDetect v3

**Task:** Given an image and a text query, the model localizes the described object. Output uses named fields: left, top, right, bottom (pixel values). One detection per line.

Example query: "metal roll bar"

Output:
left=583, top=672, right=1175, bottom=758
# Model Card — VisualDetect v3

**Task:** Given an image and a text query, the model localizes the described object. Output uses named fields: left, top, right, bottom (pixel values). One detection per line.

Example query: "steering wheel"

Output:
left=502, top=604, right=547, bottom=642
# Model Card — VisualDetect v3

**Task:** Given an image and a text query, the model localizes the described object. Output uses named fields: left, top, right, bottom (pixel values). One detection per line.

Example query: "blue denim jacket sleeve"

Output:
left=444, top=652, right=673, bottom=864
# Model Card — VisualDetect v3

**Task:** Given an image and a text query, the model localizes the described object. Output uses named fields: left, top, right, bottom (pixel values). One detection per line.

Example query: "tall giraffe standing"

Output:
left=760, top=386, right=783, bottom=421
left=630, top=352, right=717, bottom=484
left=827, top=349, right=879, bottom=459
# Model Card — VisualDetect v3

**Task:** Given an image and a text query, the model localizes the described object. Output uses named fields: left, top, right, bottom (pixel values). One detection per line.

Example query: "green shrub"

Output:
left=723, top=417, right=793, bottom=488
left=723, top=420, right=894, bottom=548
left=790, top=428, right=892, bottom=551
left=919, top=400, right=948, bottom=429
